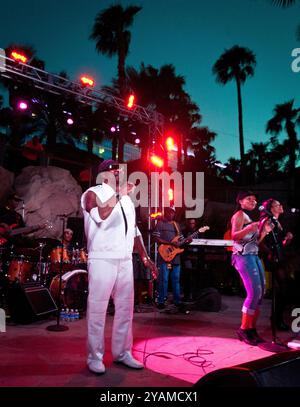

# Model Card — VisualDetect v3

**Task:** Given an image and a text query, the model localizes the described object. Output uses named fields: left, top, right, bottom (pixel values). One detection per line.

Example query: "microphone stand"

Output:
left=258, top=216, right=288, bottom=353
left=21, top=200, right=25, bottom=223
left=47, top=216, right=68, bottom=332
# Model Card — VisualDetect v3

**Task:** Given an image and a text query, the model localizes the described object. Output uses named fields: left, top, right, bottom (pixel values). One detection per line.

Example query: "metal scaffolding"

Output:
left=0, top=51, right=164, bottom=138
left=0, top=50, right=164, bottom=258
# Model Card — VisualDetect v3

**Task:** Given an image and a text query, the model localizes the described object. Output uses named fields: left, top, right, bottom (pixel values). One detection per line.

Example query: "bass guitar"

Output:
left=158, top=226, right=210, bottom=262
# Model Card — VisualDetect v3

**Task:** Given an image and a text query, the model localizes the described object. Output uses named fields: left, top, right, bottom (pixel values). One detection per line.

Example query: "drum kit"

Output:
left=1, top=238, right=89, bottom=311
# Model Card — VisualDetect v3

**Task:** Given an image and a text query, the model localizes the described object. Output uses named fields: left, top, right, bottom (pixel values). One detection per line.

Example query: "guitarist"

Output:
left=0, top=193, right=25, bottom=247
left=153, top=206, right=186, bottom=310
left=0, top=193, right=25, bottom=305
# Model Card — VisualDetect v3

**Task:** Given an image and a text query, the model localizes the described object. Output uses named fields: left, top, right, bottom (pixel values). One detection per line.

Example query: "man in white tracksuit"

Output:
left=81, top=160, right=157, bottom=374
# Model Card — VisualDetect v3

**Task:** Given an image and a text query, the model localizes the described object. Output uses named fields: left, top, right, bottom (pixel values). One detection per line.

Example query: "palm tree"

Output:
left=212, top=45, right=256, bottom=175
left=266, top=100, right=300, bottom=173
left=115, top=63, right=202, bottom=169
left=271, top=0, right=297, bottom=5
left=90, top=4, right=141, bottom=162
left=271, top=0, right=300, bottom=40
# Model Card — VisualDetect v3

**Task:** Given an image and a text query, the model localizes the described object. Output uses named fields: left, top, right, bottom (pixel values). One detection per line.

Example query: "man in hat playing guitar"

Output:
left=153, top=207, right=208, bottom=310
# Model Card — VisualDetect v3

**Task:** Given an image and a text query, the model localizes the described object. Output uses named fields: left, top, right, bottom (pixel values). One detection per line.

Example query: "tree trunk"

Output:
left=286, top=123, right=297, bottom=174
left=112, top=136, right=118, bottom=160
left=117, top=46, right=126, bottom=162
left=236, top=77, right=245, bottom=178
left=182, top=136, right=188, bottom=168
left=87, top=134, right=94, bottom=155
left=177, top=133, right=183, bottom=171
left=118, top=46, right=126, bottom=97
left=118, top=128, right=125, bottom=162
left=46, top=121, right=57, bottom=150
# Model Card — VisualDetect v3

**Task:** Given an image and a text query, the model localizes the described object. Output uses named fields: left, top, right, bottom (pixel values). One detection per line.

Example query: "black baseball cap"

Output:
left=97, top=159, right=120, bottom=173
left=236, top=190, right=258, bottom=204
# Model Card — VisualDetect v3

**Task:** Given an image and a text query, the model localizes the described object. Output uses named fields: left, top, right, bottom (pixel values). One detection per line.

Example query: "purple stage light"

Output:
left=18, top=101, right=28, bottom=110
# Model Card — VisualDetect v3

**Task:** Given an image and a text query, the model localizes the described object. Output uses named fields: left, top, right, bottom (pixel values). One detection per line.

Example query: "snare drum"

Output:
left=49, top=269, right=88, bottom=311
left=7, top=256, right=33, bottom=283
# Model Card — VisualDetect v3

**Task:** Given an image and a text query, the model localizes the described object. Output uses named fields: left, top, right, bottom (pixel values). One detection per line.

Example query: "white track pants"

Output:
left=86, top=258, right=134, bottom=364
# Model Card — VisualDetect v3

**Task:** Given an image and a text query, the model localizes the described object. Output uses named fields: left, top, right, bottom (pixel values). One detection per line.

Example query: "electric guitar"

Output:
left=0, top=221, right=53, bottom=246
left=158, top=226, right=210, bottom=262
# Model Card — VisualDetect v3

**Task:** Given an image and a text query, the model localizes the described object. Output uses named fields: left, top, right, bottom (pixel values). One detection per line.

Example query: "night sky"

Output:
left=1, top=0, right=299, bottom=163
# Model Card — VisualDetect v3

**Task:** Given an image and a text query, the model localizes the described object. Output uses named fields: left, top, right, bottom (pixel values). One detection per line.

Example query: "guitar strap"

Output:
left=172, top=221, right=180, bottom=237
left=119, top=200, right=128, bottom=235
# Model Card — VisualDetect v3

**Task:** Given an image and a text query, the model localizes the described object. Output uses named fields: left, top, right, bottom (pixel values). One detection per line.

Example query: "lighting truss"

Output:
left=0, top=51, right=164, bottom=139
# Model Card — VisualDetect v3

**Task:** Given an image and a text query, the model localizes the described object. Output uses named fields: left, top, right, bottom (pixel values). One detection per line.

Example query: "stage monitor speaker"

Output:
left=7, top=283, right=58, bottom=324
left=194, top=350, right=300, bottom=387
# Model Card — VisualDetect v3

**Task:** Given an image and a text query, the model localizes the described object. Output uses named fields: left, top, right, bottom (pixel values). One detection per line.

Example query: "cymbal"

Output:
left=34, top=238, right=61, bottom=246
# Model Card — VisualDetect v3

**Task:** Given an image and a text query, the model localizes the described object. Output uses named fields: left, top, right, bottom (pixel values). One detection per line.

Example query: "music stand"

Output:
left=47, top=216, right=68, bottom=332
left=258, top=217, right=288, bottom=353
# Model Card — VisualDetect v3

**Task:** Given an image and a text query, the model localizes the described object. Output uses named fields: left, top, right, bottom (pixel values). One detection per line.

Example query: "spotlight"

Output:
left=126, top=93, right=135, bottom=109
left=11, top=51, right=28, bottom=64
left=110, top=126, right=116, bottom=132
left=18, top=101, right=28, bottom=111
left=134, top=138, right=141, bottom=145
left=80, top=75, right=95, bottom=87
left=67, top=118, right=74, bottom=125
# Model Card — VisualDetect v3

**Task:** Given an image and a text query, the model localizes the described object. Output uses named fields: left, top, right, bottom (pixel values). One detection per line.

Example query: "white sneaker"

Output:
left=87, top=360, right=106, bottom=374
left=115, top=353, right=144, bottom=369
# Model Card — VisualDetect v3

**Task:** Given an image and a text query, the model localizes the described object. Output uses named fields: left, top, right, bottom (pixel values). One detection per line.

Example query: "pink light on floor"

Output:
left=133, top=336, right=270, bottom=384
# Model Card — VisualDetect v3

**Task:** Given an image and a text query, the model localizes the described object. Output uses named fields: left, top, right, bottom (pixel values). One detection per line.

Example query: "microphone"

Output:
left=258, top=205, right=273, bottom=217
left=258, top=206, right=278, bottom=225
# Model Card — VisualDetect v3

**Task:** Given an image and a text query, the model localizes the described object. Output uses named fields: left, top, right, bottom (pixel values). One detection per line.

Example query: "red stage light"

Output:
left=168, top=188, right=174, bottom=202
left=11, top=51, right=28, bottom=64
left=150, top=211, right=162, bottom=219
left=150, top=155, right=164, bottom=168
left=80, top=75, right=95, bottom=87
left=126, top=94, right=135, bottom=109
left=165, top=136, right=175, bottom=151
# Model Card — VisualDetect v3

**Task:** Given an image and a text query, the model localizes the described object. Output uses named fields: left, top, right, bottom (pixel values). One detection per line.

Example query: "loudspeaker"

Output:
left=193, top=287, right=222, bottom=312
left=195, top=350, right=300, bottom=387
left=7, top=282, right=58, bottom=324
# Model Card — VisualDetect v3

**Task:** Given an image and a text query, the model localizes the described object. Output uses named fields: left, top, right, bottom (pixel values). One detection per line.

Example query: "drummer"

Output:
left=61, top=228, right=74, bottom=252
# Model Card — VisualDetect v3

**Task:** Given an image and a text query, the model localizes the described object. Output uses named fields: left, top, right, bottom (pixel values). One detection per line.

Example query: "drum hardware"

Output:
left=47, top=215, right=69, bottom=332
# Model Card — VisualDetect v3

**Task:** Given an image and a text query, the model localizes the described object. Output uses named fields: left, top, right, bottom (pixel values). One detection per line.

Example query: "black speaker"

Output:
left=7, top=282, right=58, bottom=323
left=195, top=350, right=300, bottom=387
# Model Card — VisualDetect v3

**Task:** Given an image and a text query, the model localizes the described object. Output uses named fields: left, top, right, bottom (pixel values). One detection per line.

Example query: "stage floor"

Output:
left=0, top=295, right=298, bottom=388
